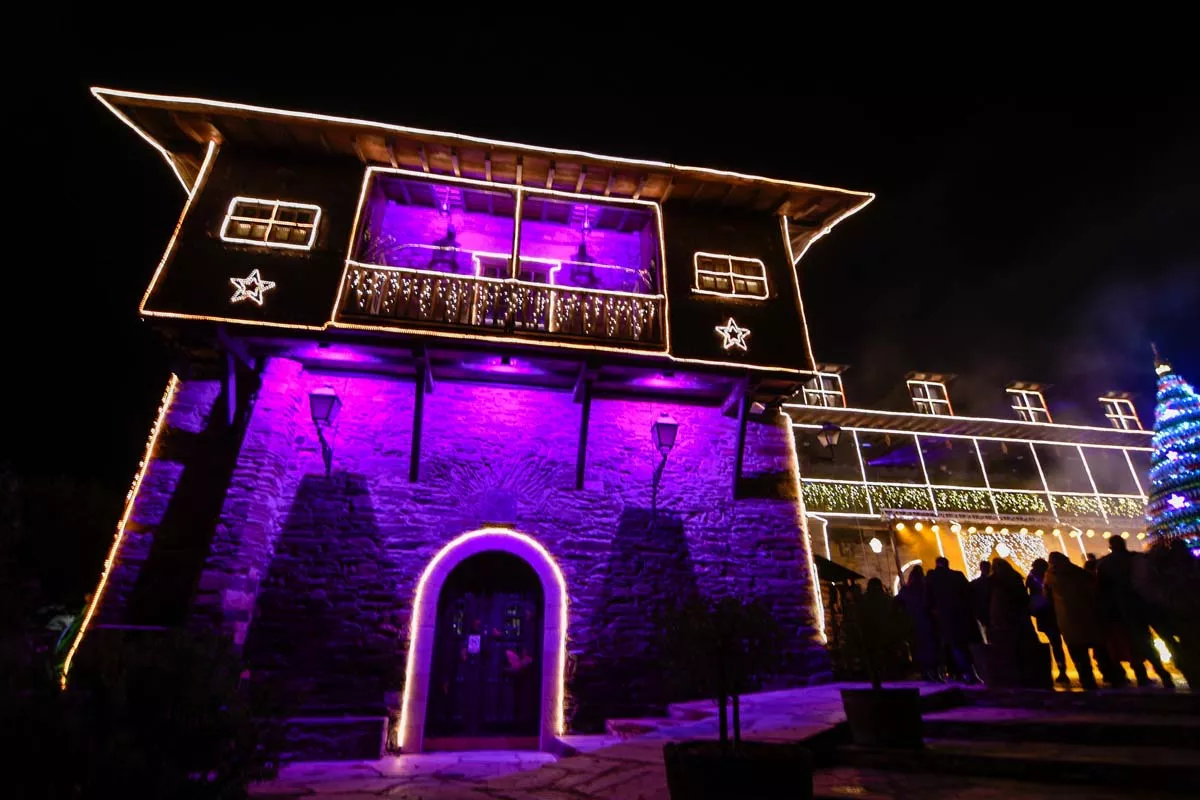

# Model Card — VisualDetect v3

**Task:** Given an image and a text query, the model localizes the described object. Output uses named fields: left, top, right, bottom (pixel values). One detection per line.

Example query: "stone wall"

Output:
left=95, top=356, right=827, bottom=738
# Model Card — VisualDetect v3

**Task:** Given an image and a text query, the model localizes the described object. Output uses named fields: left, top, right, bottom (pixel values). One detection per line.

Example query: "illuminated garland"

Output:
left=869, top=484, right=933, bottom=512
left=60, top=375, right=181, bottom=687
left=800, top=481, right=870, bottom=514
left=1101, top=495, right=1145, bottom=520
left=1052, top=494, right=1102, bottom=518
left=960, top=531, right=1048, bottom=577
left=993, top=491, right=1050, bottom=515
left=345, top=266, right=658, bottom=341
left=934, top=487, right=994, bottom=513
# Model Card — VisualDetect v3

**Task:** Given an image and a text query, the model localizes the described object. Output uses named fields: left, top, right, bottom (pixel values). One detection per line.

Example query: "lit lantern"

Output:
left=816, top=421, right=842, bottom=451
left=651, top=412, right=679, bottom=456
left=996, top=542, right=1012, bottom=559
left=868, top=537, right=884, bottom=554
left=309, top=386, right=343, bottom=425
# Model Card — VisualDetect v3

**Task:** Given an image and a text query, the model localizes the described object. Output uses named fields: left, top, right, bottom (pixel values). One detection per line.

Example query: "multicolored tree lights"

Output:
left=1147, top=355, right=1200, bottom=548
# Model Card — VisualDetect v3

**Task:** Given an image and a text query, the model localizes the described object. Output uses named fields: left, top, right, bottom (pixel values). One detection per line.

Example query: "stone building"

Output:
left=66, top=89, right=873, bottom=758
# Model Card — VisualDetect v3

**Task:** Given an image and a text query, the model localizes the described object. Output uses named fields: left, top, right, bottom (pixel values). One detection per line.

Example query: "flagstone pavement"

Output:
left=251, top=682, right=941, bottom=799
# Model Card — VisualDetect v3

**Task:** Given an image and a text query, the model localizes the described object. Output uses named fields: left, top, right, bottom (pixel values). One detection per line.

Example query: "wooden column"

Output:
left=732, top=391, right=750, bottom=499
left=410, top=361, right=427, bottom=482
left=575, top=378, right=593, bottom=490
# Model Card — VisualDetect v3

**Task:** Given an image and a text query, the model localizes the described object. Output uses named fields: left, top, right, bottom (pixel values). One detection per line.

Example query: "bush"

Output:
left=4, top=630, right=284, bottom=800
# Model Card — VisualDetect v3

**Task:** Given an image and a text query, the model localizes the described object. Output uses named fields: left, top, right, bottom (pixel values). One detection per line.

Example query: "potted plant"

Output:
left=661, top=596, right=813, bottom=800
left=839, top=579, right=923, bottom=749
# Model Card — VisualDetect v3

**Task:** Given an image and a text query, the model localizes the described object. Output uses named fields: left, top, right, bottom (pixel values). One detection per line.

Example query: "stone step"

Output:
left=603, top=717, right=672, bottom=739
left=962, top=687, right=1200, bottom=715
left=838, top=738, right=1200, bottom=789
left=923, top=706, right=1200, bottom=748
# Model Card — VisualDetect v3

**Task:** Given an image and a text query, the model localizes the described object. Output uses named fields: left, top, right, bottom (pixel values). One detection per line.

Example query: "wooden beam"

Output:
left=546, top=161, right=556, bottom=189
left=215, top=325, right=255, bottom=371
left=418, top=145, right=430, bottom=173
left=721, top=376, right=749, bottom=418
left=385, top=140, right=398, bottom=168
left=732, top=391, right=751, bottom=499
left=574, top=166, right=587, bottom=193
left=351, top=136, right=367, bottom=164
left=224, top=352, right=237, bottom=427
left=575, top=371, right=594, bottom=490
left=450, top=148, right=461, bottom=177
left=604, top=172, right=615, bottom=197
left=659, top=177, right=675, bottom=203
left=572, top=361, right=597, bottom=403
left=485, top=154, right=493, bottom=181
left=410, top=361, right=427, bottom=482
left=632, top=175, right=648, bottom=200
left=515, top=157, right=524, bottom=186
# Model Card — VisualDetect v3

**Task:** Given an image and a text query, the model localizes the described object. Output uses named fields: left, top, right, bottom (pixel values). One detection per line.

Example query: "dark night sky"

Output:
left=10, top=28, right=1198, bottom=494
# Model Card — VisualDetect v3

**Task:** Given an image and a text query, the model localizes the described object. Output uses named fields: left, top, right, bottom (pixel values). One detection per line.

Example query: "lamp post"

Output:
left=816, top=421, right=841, bottom=460
left=650, top=412, right=679, bottom=526
left=309, top=387, right=342, bottom=476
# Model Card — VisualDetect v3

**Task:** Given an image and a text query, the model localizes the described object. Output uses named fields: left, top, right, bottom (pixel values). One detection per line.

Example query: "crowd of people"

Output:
left=882, top=535, right=1199, bottom=689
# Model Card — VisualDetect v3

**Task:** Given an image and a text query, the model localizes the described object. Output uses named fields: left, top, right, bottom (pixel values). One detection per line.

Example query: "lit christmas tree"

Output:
left=1146, top=349, right=1200, bottom=549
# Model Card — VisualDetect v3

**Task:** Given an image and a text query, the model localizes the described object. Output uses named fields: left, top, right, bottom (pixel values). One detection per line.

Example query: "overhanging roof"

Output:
left=783, top=403, right=1153, bottom=447
left=92, top=87, right=874, bottom=260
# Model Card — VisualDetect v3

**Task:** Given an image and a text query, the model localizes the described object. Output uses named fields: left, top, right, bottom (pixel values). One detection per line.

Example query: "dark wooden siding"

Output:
left=661, top=203, right=812, bottom=372
left=142, top=145, right=365, bottom=328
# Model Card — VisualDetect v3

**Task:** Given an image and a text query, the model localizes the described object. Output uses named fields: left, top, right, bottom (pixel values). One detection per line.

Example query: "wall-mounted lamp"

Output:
left=309, top=386, right=342, bottom=476
left=650, top=412, right=679, bottom=524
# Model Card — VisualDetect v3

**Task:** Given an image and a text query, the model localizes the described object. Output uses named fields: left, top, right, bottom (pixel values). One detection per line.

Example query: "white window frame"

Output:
left=1100, top=397, right=1142, bottom=430
left=907, top=380, right=953, bottom=416
left=1008, top=388, right=1052, bottom=423
left=802, top=373, right=846, bottom=408
left=692, top=252, right=769, bottom=299
left=220, top=196, right=322, bottom=251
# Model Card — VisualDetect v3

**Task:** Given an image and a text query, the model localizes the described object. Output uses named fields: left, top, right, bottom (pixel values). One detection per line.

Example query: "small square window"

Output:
left=1100, top=397, right=1141, bottom=430
left=693, top=253, right=769, bottom=299
left=908, top=380, right=953, bottom=416
left=1009, top=388, right=1052, bottom=423
left=221, top=197, right=322, bottom=251
left=802, top=374, right=846, bottom=408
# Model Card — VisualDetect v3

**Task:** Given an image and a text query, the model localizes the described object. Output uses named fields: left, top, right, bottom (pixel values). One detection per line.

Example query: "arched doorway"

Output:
left=425, top=551, right=543, bottom=749
left=398, top=528, right=567, bottom=753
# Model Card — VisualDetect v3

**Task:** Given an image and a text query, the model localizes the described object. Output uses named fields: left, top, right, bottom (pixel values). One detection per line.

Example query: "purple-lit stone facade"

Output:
left=92, top=356, right=826, bottom=754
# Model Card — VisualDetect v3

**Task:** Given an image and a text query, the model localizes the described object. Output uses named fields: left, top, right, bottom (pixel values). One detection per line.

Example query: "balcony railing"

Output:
left=337, top=262, right=665, bottom=346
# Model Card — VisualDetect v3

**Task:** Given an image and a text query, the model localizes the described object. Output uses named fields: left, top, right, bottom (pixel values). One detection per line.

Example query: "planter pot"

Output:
left=663, top=740, right=813, bottom=800
left=839, top=687, right=923, bottom=749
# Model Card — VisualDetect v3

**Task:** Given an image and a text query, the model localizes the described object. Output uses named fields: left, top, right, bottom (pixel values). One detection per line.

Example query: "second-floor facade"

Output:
left=99, top=87, right=872, bottom=376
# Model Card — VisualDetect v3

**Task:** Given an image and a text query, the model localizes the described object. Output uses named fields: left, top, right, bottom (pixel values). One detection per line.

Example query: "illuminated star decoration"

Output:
left=714, top=318, right=751, bottom=351
left=1167, top=494, right=1189, bottom=510
left=229, top=269, right=276, bottom=306
left=1166, top=451, right=1180, bottom=461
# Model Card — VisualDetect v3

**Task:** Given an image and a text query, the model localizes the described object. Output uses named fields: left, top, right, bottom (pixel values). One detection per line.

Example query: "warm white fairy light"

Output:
left=691, top=252, right=769, bottom=299
left=61, top=374, right=180, bottom=687
left=714, top=318, right=751, bottom=351
left=219, top=196, right=322, bottom=250
left=229, top=269, right=277, bottom=306
left=783, top=414, right=827, bottom=643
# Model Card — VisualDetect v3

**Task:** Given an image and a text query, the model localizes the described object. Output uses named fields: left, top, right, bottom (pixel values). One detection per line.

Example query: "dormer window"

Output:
left=1008, top=386, right=1052, bottom=423
left=692, top=253, right=769, bottom=299
left=221, top=197, right=322, bottom=250
left=802, top=373, right=846, bottom=408
left=907, top=379, right=952, bottom=416
left=1100, top=395, right=1142, bottom=430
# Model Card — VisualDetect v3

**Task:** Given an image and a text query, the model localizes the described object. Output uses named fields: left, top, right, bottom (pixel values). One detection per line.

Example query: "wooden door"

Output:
left=425, top=552, right=543, bottom=745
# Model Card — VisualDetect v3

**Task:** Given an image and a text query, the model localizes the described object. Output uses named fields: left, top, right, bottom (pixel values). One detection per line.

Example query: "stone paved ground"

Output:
left=812, top=766, right=1192, bottom=799
left=251, top=683, right=942, bottom=799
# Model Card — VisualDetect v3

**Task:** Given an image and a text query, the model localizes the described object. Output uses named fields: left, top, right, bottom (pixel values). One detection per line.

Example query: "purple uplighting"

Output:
left=459, top=356, right=547, bottom=376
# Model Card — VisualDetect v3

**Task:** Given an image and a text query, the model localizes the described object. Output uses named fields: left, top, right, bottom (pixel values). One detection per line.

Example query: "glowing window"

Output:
left=1100, top=397, right=1141, bottom=430
left=802, top=374, right=846, bottom=408
left=220, top=197, right=322, bottom=250
left=692, top=253, right=769, bottom=299
left=1009, top=388, right=1052, bottom=423
left=908, top=380, right=953, bottom=416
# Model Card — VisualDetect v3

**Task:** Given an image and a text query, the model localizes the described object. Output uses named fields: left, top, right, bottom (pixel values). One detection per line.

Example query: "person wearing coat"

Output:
left=1044, top=551, right=1119, bottom=689
left=926, top=557, right=980, bottom=682
left=988, top=559, right=1038, bottom=648
left=1097, top=536, right=1174, bottom=688
left=1026, top=558, right=1070, bottom=684
left=898, top=566, right=940, bottom=682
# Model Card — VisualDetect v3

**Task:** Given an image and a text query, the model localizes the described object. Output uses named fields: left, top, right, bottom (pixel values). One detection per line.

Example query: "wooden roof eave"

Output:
left=93, top=87, right=875, bottom=233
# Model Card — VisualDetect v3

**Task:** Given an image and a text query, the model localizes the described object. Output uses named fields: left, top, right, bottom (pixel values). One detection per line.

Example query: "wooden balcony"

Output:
left=336, top=263, right=665, bottom=347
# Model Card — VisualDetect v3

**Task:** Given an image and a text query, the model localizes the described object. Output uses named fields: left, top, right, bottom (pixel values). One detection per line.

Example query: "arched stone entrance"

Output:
left=398, top=528, right=567, bottom=753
